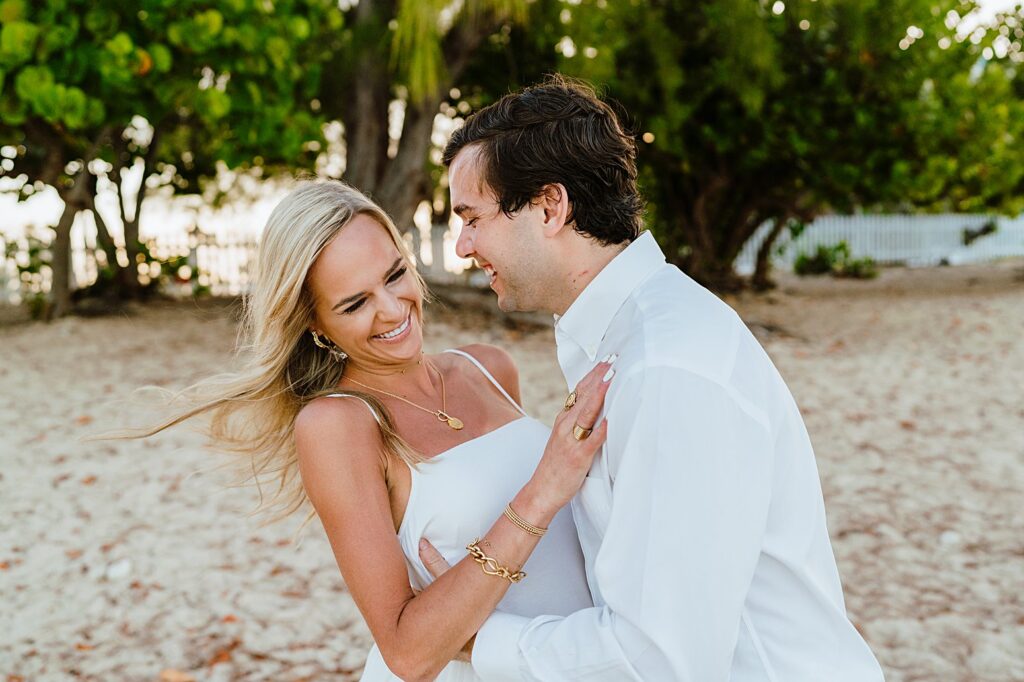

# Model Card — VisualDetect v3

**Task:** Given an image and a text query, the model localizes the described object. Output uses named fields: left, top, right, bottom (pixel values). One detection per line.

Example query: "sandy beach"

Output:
left=2, top=261, right=1022, bottom=681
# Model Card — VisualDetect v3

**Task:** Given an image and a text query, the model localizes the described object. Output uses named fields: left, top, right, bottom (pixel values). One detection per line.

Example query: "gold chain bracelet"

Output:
left=466, top=539, right=526, bottom=583
left=503, top=504, right=547, bottom=537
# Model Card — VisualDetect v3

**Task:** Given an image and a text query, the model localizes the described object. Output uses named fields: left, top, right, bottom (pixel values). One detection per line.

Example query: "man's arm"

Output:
left=470, top=367, right=775, bottom=681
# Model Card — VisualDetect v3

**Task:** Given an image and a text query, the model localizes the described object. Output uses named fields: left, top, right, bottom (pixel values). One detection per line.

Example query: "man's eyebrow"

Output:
left=453, top=203, right=475, bottom=218
left=331, top=257, right=403, bottom=311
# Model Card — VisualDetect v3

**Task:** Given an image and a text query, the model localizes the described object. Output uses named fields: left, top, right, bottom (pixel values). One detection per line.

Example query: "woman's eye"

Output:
left=387, top=267, right=407, bottom=284
left=343, top=299, right=365, bottom=314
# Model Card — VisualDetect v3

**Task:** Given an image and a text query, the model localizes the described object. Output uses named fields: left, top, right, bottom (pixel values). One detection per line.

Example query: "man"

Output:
left=426, top=76, right=884, bottom=680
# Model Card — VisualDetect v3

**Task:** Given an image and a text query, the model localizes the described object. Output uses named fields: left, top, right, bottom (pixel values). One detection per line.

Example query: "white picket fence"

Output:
left=0, top=228, right=260, bottom=305
left=4, top=213, right=1024, bottom=304
left=734, top=213, right=1024, bottom=275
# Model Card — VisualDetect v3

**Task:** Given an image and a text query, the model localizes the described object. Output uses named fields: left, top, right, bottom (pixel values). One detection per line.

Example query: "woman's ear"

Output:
left=540, top=183, right=572, bottom=237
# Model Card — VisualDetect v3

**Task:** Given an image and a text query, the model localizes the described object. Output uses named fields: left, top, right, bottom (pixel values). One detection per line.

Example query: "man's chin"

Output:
left=495, top=295, right=516, bottom=312
left=496, top=294, right=537, bottom=314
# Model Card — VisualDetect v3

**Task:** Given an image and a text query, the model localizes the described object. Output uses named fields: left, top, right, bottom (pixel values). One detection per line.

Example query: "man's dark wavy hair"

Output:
left=442, top=75, right=644, bottom=246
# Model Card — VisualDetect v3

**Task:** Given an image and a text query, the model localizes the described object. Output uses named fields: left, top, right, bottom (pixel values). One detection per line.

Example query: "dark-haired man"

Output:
left=428, top=77, right=883, bottom=680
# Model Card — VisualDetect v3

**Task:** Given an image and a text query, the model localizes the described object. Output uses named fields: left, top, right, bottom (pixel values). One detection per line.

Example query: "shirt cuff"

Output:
left=471, top=610, right=532, bottom=682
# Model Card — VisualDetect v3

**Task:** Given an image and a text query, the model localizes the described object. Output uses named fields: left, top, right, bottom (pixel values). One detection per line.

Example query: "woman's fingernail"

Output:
left=608, top=353, right=618, bottom=364
left=599, top=354, right=611, bottom=363
left=419, top=539, right=428, bottom=551
left=603, top=368, right=615, bottom=382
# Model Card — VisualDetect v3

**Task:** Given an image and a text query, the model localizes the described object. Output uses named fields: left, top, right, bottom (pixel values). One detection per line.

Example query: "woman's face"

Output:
left=307, top=213, right=424, bottom=371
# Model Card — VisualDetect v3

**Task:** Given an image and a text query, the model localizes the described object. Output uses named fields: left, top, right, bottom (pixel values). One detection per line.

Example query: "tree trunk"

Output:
left=680, top=251, right=745, bottom=292
left=662, top=186, right=746, bottom=292
left=86, top=192, right=121, bottom=279
left=669, top=208, right=758, bottom=293
left=47, top=162, right=97, bottom=319
left=376, top=96, right=442, bottom=231
left=751, top=215, right=790, bottom=291
left=663, top=175, right=793, bottom=293
left=120, top=214, right=142, bottom=297
left=337, top=0, right=393, bottom=194
left=430, top=222, right=448, bottom=278
left=46, top=201, right=78, bottom=320
left=343, top=66, right=390, bottom=193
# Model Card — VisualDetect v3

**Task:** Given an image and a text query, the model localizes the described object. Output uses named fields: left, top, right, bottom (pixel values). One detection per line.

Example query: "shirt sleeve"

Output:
left=472, top=366, right=775, bottom=681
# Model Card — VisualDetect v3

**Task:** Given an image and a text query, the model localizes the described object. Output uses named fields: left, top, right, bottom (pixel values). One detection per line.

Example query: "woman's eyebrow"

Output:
left=331, top=257, right=403, bottom=311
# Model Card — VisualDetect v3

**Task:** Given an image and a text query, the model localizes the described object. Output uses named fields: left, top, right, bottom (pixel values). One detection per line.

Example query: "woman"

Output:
left=139, top=180, right=612, bottom=680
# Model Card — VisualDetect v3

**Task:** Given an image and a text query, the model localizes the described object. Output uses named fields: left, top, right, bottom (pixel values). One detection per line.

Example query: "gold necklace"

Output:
left=346, top=362, right=465, bottom=430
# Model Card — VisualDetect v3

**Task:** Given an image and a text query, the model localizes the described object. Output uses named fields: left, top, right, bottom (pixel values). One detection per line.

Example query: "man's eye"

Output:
left=387, top=266, right=407, bottom=284
left=343, top=299, right=365, bottom=314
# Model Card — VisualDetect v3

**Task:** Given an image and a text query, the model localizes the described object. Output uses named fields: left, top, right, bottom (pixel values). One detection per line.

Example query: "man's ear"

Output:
left=539, top=183, right=572, bottom=237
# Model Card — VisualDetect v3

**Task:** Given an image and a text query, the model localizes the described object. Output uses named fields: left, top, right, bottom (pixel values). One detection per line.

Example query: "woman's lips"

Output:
left=373, top=315, right=412, bottom=343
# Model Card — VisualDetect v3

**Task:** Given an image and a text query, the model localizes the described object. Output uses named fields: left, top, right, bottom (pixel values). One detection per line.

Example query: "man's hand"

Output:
left=517, top=356, right=614, bottom=522
left=418, top=539, right=474, bottom=662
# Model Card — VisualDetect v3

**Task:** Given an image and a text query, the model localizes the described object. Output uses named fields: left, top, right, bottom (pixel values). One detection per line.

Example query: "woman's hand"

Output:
left=515, top=356, right=615, bottom=525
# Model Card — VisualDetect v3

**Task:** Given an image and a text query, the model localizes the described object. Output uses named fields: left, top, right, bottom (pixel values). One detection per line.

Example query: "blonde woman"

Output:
left=140, top=180, right=613, bottom=681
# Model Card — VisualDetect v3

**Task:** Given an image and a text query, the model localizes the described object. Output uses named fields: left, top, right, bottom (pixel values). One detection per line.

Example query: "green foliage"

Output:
left=542, top=0, right=1024, bottom=287
left=391, top=0, right=529, bottom=101
left=794, top=241, right=878, bottom=279
left=834, top=255, right=879, bottom=280
left=1, top=0, right=345, bottom=189
left=0, top=0, right=345, bottom=315
left=0, top=20, right=38, bottom=66
left=0, top=0, right=27, bottom=24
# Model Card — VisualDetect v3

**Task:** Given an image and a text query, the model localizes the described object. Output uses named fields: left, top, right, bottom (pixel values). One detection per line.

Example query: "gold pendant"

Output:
left=438, top=412, right=464, bottom=430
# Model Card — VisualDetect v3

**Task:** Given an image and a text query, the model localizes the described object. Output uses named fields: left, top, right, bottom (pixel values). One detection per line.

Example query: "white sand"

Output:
left=2, top=261, right=1022, bottom=681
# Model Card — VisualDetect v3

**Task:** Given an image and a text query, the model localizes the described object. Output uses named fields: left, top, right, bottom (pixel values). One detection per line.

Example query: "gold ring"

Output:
left=572, top=424, right=593, bottom=441
left=563, top=390, right=578, bottom=411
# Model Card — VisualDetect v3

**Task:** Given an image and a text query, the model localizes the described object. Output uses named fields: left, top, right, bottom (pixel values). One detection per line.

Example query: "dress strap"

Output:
left=442, top=349, right=527, bottom=417
left=323, top=392, right=383, bottom=425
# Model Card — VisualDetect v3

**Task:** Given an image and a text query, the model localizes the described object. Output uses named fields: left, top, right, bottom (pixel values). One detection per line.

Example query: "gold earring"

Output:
left=311, top=330, right=348, bottom=362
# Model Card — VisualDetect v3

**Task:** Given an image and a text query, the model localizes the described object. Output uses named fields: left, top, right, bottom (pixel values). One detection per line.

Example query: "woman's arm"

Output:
left=295, top=359, right=612, bottom=681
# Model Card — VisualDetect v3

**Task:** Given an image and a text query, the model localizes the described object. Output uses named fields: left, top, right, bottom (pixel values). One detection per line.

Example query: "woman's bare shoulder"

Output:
left=294, top=394, right=383, bottom=467
left=451, top=344, right=521, bottom=399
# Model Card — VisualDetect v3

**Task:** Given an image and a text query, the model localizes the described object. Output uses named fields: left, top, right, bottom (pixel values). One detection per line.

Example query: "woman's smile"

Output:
left=373, top=314, right=413, bottom=343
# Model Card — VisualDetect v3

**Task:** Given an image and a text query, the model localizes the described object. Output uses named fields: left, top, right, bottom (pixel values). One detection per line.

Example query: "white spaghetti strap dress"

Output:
left=328, top=349, right=592, bottom=681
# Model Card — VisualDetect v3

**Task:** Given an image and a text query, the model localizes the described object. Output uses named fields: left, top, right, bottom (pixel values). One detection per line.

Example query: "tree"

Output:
left=0, top=0, right=342, bottom=317
left=320, top=0, right=529, bottom=235
left=552, top=0, right=1024, bottom=289
left=895, top=3, right=1024, bottom=217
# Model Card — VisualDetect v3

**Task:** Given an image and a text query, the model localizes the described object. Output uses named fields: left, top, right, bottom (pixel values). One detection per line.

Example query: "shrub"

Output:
left=4, top=233, right=51, bottom=319
left=793, top=241, right=877, bottom=279
left=833, top=255, right=878, bottom=279
left=794, top=242, right=848, bottom=276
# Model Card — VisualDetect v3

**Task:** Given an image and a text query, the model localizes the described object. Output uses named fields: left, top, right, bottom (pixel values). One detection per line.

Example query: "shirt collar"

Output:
left=554, top=231, right=666, bottom=360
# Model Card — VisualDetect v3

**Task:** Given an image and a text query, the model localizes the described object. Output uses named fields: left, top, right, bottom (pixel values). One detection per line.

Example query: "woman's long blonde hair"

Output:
left=130, top=180, right=429, bottom=523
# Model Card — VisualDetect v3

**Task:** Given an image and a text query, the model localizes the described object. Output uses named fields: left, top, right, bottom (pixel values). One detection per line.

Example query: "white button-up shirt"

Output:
left=472, top=232, right=883, bottom=681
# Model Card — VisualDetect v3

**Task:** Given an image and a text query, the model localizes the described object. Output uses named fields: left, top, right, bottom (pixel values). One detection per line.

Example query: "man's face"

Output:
left=449, top=146, right=550, bottom=313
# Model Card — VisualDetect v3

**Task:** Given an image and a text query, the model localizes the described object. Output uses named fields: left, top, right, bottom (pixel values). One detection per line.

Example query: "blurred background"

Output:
left=1, top=0, right=1022, bottom=680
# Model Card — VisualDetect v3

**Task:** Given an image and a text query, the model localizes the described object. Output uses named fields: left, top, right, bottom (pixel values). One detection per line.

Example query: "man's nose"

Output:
left=454, top=223, right=474, bottom=259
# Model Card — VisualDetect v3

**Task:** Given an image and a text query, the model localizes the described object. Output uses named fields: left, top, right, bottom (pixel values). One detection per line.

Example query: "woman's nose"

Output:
left=454, top=223, right=474, bottom=259
left=379, top=288, right=405, bottom=319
